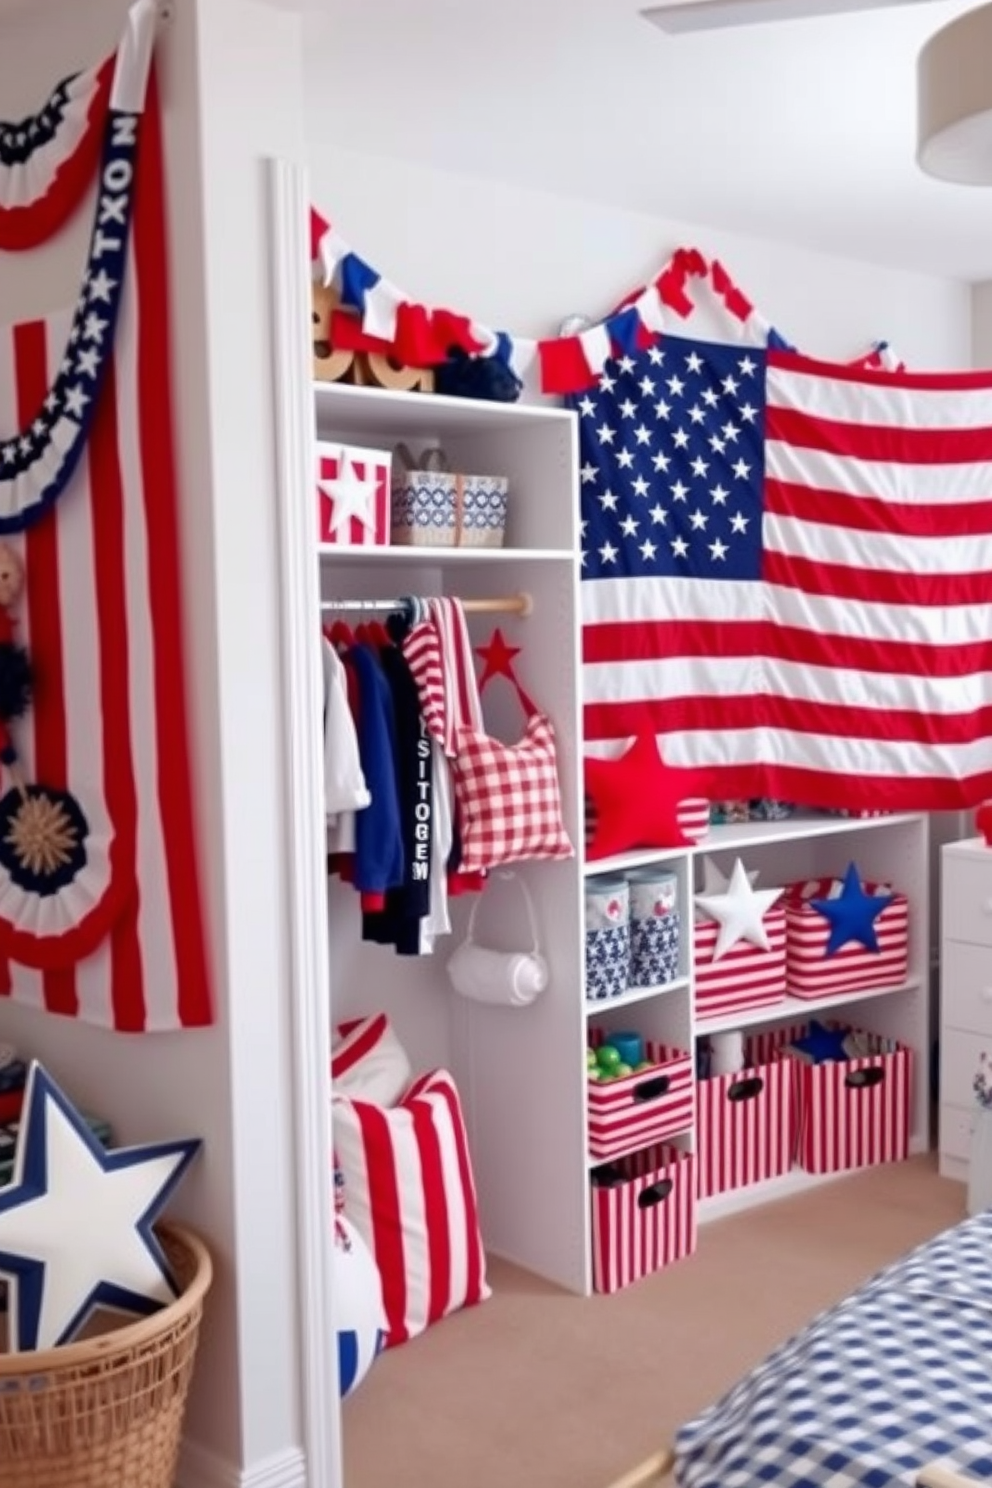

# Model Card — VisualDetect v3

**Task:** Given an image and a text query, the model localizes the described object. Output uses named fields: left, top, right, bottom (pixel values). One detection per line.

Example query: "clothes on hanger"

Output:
left=321, top=636, right=369, bottom=829
left=324, top=593, right=561, bottom=957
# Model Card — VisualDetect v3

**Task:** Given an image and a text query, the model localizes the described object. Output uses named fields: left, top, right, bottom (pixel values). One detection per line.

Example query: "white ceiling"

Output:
left=281, top=0, right=992, bottom=283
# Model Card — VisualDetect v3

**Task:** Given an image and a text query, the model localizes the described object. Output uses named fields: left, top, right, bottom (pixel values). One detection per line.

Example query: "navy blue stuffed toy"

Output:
left=434, top=345, right=522, bottom=403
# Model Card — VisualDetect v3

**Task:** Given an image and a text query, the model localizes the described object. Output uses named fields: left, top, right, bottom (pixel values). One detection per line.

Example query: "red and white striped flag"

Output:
left=579, top=332, right=992, bottom=814
left=0, top=10, right=211, bottom=1031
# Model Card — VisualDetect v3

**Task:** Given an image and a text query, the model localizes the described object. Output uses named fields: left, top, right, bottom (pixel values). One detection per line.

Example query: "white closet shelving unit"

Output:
left=591, top=810, right=931, bottom=1228
left=314, top=380, right=931, bottom=1300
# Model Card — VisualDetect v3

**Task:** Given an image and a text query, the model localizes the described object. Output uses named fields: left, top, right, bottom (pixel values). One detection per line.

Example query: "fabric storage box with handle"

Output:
left=695, top=1031, right=796, bottom=1199
left=590, top=1143, right=696, bottom=1294
left=782, top=872, right=909, bottom=1000
left=587, top=1030, right=694, bottom=1160
left=783, top=1021, right=913, bottom=1175
left=390, top=442, right=509, bottom=549
left=693, top=904, right=787, bottom=1022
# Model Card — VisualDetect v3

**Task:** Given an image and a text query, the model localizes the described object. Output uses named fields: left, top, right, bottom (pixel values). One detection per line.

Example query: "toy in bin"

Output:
left=587, top=1032, right=650, bottom=1081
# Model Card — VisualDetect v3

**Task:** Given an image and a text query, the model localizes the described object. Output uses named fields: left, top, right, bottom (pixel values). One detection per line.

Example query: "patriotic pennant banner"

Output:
left=0, top=0, right=212, bottom=1031
left=0, top=60, right=113, bottom=252
left=578, top=325, right=992, bottom=814
left=309, top=207, right=899, bottom=398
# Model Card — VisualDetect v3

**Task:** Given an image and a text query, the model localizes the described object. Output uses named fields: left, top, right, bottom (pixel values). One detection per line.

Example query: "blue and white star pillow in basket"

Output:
left=0, top=1061, right=202, bottom=1352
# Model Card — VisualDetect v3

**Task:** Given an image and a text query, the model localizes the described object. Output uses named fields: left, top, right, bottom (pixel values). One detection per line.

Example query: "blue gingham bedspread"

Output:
left=675, top=1209, right=992, bottom=1487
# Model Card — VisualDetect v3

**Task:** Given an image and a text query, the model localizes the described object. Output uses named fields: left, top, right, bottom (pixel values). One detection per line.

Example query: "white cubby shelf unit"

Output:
left=586, top=810, right=931, bottom=1229
left=315, top=381, right=930, bottom=1301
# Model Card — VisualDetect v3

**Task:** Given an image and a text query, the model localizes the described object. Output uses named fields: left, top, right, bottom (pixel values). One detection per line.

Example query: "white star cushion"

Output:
left=694, top=856, right=783, bottom=961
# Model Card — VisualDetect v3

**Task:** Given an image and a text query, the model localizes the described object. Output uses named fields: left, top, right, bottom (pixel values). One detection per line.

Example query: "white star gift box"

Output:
left=316, top=441, right=390, bottom=547
left=694, top=856, right=784, bottom=960
left=0, top=1061, right=202, bottom=1352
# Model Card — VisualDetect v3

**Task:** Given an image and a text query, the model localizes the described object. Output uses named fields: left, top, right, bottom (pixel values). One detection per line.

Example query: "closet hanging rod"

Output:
left=320, top=592, right=534, bottom=617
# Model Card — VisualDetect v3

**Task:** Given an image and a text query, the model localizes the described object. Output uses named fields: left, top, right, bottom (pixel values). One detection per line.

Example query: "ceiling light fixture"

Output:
left=641, top=0, right=931, bottom=34
left=918, top=4, right=992, bottom=184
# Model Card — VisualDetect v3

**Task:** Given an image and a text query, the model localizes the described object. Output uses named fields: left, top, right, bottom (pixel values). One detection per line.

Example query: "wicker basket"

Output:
left=390, top=442, right=508, bottom=549
left=0, top=1223, right=212, bottom=1488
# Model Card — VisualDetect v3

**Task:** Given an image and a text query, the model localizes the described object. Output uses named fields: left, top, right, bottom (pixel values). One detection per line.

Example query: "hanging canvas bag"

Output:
left=450, top=642, right=574, bottom=873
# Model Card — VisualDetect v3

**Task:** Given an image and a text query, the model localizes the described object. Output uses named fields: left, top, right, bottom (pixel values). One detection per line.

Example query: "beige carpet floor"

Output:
left=342, top=1156, right=965, bottom=1488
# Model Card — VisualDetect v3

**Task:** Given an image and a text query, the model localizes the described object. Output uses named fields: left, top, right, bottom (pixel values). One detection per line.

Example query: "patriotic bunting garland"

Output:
left=309, top=207, right=902, bottom=397
left=0, top=60, right=114, bottom=252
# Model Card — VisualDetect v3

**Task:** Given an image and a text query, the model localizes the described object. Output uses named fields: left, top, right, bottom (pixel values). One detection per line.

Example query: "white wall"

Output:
left=302, top=24, right=970, bottom=375
left=0, top=2, right=308, bottom=1483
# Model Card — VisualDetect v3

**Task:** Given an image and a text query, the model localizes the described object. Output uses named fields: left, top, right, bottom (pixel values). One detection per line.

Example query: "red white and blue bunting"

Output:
left=309, top=208, right=903, bottom=397
left=0, top=1, right=156, bottom=534
left=0, top=61, right=113, bottom=252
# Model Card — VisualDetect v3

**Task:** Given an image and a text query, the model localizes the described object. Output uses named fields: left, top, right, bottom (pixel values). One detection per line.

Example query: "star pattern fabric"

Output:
left=694, top=856, right=784, bottom=960
left=0, top=1062, right=202, bottom=1350
left=810, top=861, right=894, bottom=957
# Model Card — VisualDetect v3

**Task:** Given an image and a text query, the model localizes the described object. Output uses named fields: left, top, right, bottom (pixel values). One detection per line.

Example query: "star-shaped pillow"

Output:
left=788, top=1020, right=852, bottom=1064
left=584, top=734, right=708, bottom=861
left=809, top=862, right=894, bottom=957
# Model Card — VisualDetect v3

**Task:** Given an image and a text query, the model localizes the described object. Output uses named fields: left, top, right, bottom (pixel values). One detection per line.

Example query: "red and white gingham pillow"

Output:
left=331, top=1013, right=411, bottom=1106
left=450, top=711, right=574, bottom=873
left=333, top=1068, right=491, bottom=1348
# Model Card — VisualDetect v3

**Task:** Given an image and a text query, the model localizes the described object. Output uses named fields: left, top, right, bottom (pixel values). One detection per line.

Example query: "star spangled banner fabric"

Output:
left=578, top=333, right=992, bottom=813
left=0, top=3, right=212, bottom=1031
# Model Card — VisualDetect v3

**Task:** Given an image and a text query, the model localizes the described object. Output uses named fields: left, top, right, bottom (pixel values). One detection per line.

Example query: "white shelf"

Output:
left=583, top=812, right=924, bottom=879
left=585, top=977, right=690, bottom=1016
left=698, top=1132, right=929, bottom=1223
left=314, top=380, right=575, bottom=438
left=317, top=544, right=574, bottom=565
left=696, top=978, right=922, bottom=1036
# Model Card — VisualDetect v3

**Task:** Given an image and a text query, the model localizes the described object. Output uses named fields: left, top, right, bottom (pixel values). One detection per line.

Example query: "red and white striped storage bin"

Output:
left=316, top=440, right=391, bottom=547
left=693, top=905, right=787, bottom=1022
left=788, top=1025, right=913, bottom=1175
left=696, top=1035, right=795, bottom=1199
left=591, top=1144, right=697, bottom=1293
left=783, top=877, right=909, bottom=1000
left=587, top=1039, right=694, bottom=1161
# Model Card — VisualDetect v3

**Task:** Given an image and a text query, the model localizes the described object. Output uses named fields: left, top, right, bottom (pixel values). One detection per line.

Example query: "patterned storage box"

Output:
left=316, top=440, right=391, bottom=547
left=390, top=443, right=508, bottom=549
left=628, top=870, right=680, bottom=989
left=696, top=1033, right=795, bottom=1199
left=784, top=1023, right=913, bottom=1176
left=588, top=1036, right=694, bottom=1161
left=783, top=877, right=909, bottom=1000
left=591, top=1144, right=697, bottom=1293
left=585, top=877, right=630, bottom=1003
left=693, top=905, right=787, bottom=1022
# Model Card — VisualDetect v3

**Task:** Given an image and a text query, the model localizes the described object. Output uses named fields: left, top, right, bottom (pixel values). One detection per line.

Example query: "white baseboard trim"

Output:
left=177, top=1439, right=307, bottom=1488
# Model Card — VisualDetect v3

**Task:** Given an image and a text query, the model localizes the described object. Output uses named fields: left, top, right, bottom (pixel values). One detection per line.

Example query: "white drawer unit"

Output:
left=940, top=837, right=992, bottom=1181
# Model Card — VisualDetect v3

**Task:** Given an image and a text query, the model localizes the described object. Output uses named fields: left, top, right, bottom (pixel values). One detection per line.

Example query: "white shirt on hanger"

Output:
left=322, top=638, right=370, bottom=845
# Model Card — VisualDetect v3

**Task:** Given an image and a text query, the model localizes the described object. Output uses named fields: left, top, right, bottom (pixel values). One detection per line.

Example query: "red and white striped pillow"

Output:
left=331, top=1013, right=411, bottom=1107
left=333, top=1069, right=491, bottom=1348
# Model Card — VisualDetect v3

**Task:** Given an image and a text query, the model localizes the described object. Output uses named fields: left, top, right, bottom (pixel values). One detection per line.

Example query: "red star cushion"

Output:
left=585, top=734, right=709, bottom=861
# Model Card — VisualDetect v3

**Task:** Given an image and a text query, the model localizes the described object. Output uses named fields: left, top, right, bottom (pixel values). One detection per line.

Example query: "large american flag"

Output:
left=0, top=65, right=212, bottom=1032
left=578, top=331, right=992, bottom=813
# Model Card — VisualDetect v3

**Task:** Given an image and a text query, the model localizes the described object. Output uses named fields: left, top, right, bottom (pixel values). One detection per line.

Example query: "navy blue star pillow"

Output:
left=0, top=1061, right=202, bottom=1351
left=810, top=862, right=894, bottom=957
